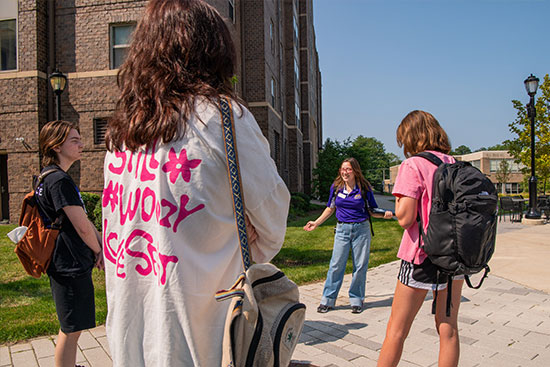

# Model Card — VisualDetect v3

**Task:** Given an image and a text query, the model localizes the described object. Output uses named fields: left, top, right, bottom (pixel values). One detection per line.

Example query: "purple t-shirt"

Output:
left=327, top=184, right=378, bottom=223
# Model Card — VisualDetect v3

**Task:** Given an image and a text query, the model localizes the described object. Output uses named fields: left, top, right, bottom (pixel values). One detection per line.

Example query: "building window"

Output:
left=279, top=41, right=283, bottom=66
left=270, top=20, right=274, bottom=53
left=294, top=57, right=299, bottom=89
left=93, top=118, right=108, bottom=145
left=110, top=23, right=136, bottom=69
left=228, top=0, right=235, bottom=23
left=471, top=160, right=481, bottom=170
left=295, top=101, right=300, bottom=130
left=509, top=159, right=522, bottom=173
left=271, top=78, right=276, bottom=107
left=273, top=130, right=280, bottom=166
left=490, top=158, right=522, bottom=173
left=489, top=159, right=498, bottom=172
left=505, top=182, right=522, bottom=194
left=283, top=137, right=287, bottom=164
left=293, top=10, right=298, bottom=46
left=0, top=19, right=16, bottom=71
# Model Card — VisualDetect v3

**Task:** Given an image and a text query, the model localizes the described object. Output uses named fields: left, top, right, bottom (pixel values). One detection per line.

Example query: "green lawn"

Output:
left=0, top=225, right=107, bottom=343
left=0, top=211, right=402, bottom=343
left=274, top=210, right=403, bottom=285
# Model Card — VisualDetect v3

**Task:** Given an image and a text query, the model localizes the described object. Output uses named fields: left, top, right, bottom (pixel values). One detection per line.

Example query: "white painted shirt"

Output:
left=102, top=99, right=290, bottom=367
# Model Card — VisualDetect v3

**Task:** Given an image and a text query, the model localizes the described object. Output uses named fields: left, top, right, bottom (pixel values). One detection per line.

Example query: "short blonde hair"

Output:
left=396, top=110, right=451, bottom=157
left=39, top=120, right=79, bottom=167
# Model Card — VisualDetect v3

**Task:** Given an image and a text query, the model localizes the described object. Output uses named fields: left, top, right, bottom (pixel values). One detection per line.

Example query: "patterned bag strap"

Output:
left=219, top=97, right=251, bottom=271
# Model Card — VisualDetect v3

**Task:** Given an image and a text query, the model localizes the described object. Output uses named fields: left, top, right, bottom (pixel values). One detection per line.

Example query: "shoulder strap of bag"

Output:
left=219, top=97, right=251, bottom=271
left=414, top=151, right=444, bottom=167
left=33, top=168, right=61, bottom=190
left=361, top=185, right=375, bottom=237
left=413, top=151, right=443, bottom=248
left=33, top=168, right=64, bottom=228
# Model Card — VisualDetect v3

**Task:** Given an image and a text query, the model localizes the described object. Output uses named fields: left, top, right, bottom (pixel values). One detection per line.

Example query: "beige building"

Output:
left=384, top=151, right=525, bottom=194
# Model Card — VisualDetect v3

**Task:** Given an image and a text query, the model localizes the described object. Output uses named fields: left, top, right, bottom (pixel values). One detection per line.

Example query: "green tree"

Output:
left=312, top=136, right=400, bottom=199
left=488, top=143, right=507, bottom=151
left=450, top=144, right=472, bottom=155
left=348, top=136, right=399, bottom=192
left=475, top=143, right=507, bottom=152
left=505, top=74, right=550, bottom=194
left=495, top=160, right=511, bottom=194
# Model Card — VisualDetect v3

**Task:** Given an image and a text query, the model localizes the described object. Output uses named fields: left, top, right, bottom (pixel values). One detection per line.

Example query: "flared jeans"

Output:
left=321, top=220, right=371, bottom=307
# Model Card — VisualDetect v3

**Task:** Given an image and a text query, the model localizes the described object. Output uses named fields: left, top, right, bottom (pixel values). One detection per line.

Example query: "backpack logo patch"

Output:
left=284, top=327, right=296, bottom=349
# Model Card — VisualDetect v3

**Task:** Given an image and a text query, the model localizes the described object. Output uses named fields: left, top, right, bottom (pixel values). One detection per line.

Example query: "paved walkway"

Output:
left=2, top=220, right=549, bottom=367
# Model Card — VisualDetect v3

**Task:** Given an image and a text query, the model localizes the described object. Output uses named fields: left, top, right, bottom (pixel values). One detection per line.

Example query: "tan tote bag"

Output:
left=215, top=97, right=306, bottom=367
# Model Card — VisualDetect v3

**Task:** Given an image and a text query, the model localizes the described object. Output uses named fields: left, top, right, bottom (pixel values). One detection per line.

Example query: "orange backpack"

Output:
left=14, top=169, right=62, bottom=278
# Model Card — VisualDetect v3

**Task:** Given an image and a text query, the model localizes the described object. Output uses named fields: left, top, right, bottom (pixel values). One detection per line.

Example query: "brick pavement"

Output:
left=2, top=222, right=549, bottom=367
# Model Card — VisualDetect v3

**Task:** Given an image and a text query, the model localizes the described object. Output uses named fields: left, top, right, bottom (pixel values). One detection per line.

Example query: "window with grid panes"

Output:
left=0, top=1, right=18, bottom=71
left=110, top=23, right=136, bottom=69
left=0, top=19, right=16, bottom=71
left=271, top=78, right=276, bottom=107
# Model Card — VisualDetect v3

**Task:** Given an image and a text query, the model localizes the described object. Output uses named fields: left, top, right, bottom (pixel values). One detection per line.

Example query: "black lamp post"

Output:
left=49, top=69, right=67, bottom=121
left=524, top=74, right=540, bottom=219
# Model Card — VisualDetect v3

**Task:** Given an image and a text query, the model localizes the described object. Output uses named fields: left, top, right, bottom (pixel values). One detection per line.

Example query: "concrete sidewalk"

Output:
left=2, top=221, right=549, bottom=367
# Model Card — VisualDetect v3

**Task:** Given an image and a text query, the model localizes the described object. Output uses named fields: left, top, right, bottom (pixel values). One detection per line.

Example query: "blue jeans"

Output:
left=321, top=221, right=371, bottom=307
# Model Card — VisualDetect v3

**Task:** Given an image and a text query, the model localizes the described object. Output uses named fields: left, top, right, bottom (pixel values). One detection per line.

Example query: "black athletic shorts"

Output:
left=398, top=258, right=463, bottom=291
left=49, top=272, right=96, bottom=333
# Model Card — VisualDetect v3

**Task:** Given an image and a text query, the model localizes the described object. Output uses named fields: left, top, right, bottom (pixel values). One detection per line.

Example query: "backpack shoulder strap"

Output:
left=32, top=168, right=64, bottom=228
left=414, top=151, right=444, bottom=167
left=413, top=152, right=444, bottom=248
left=33, top=168, right=61, bottom=190
left=361, top=184, right=375, bottom=237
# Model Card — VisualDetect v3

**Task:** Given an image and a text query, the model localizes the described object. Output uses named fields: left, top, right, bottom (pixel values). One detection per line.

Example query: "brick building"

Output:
left=0, top=0, right=322, bottom=223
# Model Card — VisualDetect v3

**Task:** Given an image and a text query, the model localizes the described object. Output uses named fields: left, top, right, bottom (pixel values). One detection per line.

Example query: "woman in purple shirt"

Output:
left=304, top=158, right=393, bottom=313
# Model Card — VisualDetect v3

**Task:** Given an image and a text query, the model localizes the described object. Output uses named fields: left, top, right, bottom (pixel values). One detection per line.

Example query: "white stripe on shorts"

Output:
left=398, top=260, right=449, bottom=291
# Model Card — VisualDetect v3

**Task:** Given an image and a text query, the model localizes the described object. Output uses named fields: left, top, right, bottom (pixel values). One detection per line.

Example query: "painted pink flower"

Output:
left=162, top=148, right=201, bottom=184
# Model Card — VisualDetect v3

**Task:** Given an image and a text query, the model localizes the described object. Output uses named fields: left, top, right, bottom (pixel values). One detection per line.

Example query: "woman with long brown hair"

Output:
left=304, top=158, right=393, bottom=314
left=102, top=1, right=290, bottom=366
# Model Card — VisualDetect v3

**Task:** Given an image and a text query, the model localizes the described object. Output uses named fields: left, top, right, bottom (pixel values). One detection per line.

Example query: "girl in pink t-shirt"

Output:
left=378, top=111, right=464, bottom=367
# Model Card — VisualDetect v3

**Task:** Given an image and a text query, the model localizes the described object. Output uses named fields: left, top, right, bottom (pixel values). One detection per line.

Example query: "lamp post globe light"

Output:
left=524, top=74, right=540, bottom=219
left=49, top=69, right=67, bottom=121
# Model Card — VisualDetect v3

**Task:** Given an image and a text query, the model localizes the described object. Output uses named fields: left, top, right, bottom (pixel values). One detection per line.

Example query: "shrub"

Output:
left=290, top=194, right=309, bottom=213
left=288, top=193, right=313, bottom=222
left=292, top=192, right=311, bottom=206
left=81, top=192, right=100, bottom=225
left=287, top=206, right=303, bottom=223
left=93, top=200, right=102, bottom=232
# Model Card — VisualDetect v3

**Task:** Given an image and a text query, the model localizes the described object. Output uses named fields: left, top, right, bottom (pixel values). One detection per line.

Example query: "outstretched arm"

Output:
left=371, top=210, right=395, bottom=219
left=303, top=207, right=335, bottom=231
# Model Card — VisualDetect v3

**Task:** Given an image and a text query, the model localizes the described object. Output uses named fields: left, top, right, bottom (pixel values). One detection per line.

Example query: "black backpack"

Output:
left=415, top=152, right=498, bottom=315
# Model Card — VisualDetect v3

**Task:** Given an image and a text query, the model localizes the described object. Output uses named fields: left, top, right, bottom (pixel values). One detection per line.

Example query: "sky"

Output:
left=312, top=0, right=550, bottom=159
